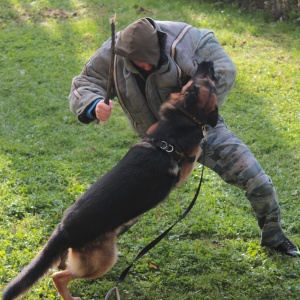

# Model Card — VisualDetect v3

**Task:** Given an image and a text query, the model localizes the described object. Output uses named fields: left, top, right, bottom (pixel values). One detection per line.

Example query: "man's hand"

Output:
left=95, top=100, right=114, bottom=121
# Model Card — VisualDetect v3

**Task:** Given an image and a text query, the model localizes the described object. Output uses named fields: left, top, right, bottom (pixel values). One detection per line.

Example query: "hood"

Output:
left=115, top=18, right=161, bottom=67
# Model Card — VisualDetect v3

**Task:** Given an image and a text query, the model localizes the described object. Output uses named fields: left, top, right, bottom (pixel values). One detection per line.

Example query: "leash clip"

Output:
left=105, top=286, right=120, bottom=300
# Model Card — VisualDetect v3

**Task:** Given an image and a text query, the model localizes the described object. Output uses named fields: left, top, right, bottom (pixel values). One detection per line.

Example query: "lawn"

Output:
left=0, top=0, right=299, bottom=299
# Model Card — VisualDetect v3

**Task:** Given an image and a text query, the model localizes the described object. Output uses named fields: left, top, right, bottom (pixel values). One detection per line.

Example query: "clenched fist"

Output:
left=95, top=100, right=114, bottom=121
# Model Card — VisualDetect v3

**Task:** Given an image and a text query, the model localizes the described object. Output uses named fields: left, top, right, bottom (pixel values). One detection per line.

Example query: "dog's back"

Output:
left=62, top=143, right=178, bottom=247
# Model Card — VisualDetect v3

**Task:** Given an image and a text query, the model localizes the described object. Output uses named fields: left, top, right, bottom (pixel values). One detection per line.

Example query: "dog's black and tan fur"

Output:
left=2, top=61, right=218, bottom=300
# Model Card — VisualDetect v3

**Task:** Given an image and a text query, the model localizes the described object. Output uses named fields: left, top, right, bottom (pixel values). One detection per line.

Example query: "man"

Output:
left=69, top=18, right=299, bottom=257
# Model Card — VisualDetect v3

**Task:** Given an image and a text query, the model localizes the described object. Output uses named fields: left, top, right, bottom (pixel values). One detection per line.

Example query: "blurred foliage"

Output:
left=208, top=0, right=300, bottom=22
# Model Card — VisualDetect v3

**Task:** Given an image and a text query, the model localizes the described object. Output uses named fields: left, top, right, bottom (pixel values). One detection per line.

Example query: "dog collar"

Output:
left=143, top=137, right=196, bottom=165
left=174, top=105, right=203, bottom=127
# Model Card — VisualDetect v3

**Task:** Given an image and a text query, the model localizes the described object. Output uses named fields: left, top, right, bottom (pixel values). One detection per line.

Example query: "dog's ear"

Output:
left=193, top=61, right=215, bottom=81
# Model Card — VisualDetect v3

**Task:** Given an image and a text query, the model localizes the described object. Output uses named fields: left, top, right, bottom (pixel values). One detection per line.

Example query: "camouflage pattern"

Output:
left=199, top=114, right=286, bottom=248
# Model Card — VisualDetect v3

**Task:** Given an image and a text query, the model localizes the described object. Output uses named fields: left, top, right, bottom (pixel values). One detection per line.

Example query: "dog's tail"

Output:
left=2, top=225, right=69, bottom=300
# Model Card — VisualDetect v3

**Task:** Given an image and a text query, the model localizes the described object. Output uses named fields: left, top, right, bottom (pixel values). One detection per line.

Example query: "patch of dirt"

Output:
left=39, top=8, right=78, bottom=19
left=136, top=6, right=152, bottom=14
left=3, top=7, right=82, bottom=24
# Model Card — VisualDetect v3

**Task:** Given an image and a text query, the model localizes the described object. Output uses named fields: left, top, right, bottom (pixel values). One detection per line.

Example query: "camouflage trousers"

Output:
left=199, top=114, right=286, bottom=248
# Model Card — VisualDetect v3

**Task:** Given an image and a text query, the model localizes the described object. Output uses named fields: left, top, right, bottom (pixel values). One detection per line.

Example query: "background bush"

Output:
left=209, top=0, right=300, bottom=21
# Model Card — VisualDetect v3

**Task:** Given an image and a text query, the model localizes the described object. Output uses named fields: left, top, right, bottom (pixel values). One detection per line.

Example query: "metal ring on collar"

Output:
left=160, top=141, right=174, bottom=153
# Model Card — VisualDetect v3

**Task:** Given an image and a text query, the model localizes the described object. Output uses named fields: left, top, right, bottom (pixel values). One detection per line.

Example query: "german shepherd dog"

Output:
left=2, top=61, right=218, bottom=300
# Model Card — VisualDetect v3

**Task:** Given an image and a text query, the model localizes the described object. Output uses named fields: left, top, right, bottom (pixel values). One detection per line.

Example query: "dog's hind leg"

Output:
left=52, top=270, right=79, bottom=300
left=52, top=231, right=119, bottom=300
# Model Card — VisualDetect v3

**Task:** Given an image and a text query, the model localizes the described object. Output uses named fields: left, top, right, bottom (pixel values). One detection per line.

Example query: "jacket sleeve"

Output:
left=69, top=37, right=116, bottom=123
left=175, top=27, right=237, bottom=107
left=195, top=31, right=237, bottom=107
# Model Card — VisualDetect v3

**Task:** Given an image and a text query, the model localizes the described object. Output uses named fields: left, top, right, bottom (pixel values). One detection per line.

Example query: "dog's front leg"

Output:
left=52, top=270, right=80, bottom=300
left=175, top=146, right=202, bottom=187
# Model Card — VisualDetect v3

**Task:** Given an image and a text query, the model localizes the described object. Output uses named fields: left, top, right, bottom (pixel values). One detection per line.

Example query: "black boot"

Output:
left=274, top=237, right=300, bottom=257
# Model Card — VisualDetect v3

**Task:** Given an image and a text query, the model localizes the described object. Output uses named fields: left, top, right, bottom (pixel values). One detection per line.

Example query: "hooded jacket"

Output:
left=69, top=18, right=236, bottom=137
left=114, top=18, right=161, bottom=67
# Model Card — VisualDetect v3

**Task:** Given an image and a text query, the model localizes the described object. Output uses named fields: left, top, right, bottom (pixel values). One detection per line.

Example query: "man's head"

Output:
left=115, top=18, right=161, bottom=68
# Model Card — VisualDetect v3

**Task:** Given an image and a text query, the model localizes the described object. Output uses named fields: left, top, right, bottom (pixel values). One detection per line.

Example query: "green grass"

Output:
left=0, top=0, right=299, bottom=299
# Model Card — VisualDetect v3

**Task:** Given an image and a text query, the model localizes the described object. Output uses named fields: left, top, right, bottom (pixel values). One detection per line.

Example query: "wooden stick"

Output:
left=104, top=14, right=116, bottom=105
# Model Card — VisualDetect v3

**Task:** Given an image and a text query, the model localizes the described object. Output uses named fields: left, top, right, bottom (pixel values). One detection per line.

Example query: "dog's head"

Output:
left=164, top=61, right=219, bottom=128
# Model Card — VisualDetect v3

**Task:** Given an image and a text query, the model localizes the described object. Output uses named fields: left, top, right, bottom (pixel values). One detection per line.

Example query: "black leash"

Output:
left=105, top=136, right=208, bottom=300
